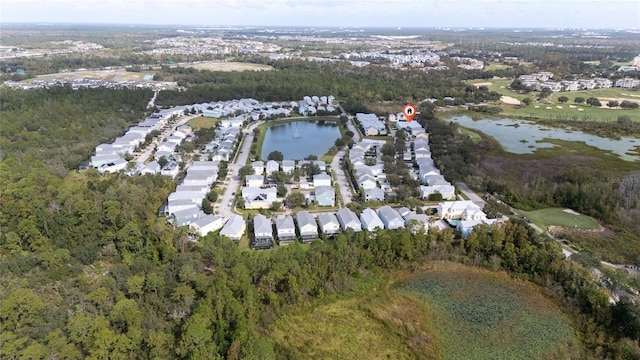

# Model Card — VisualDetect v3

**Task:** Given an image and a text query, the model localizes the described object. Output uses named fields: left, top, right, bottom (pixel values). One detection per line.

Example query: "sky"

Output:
left=2, top=0, right=639, bottom=29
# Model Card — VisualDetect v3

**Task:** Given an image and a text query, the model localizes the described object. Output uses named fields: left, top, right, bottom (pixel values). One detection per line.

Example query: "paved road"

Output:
left=134, top=114, right=198, bottom=166
left=455, top=181, right=486, bottom=208
left=216, top=121, right=263, bottom=218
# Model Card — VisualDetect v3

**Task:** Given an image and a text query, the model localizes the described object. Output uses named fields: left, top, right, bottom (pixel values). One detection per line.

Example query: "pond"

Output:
left=448, top=115, right=640, bottom=161
left=261, top=120, right=341, bottom=160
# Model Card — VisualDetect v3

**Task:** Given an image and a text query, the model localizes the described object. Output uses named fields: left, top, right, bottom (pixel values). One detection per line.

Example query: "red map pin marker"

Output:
left=403, top=104, right=417, bottom=122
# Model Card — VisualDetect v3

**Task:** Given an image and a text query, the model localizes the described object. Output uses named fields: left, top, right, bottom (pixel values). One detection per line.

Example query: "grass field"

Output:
left=398, top=262, right=580, bottom=360
left=186, top=116, right=220, bottom=129
left=271, top=262, right=582, bottom=359
left=458, top=127, right=481, bottom=143
left=177, top=61, right=273, bottom=72
left=518, top=208, right=600, bottom=230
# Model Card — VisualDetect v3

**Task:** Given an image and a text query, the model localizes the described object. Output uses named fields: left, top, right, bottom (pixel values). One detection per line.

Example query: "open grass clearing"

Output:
left=186, top=116, right=220, bottom=129
left=397, top=262, right=580, bottom=360
left=518, top=207, right=600, bottom=230
left=177, top=61, right=273, bottom=72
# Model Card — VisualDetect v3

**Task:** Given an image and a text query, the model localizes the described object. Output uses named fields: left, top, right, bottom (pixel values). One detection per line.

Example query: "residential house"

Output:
left=437, top=200, right=487, bottom=221
left=405, top=214, right=430, bottom=234
left=245, top=174, right=264, bottom=187
left=160, top=161, right=180, bottom=178
left=296, top=211, right=319, bottom=242
left=182, top=170, right=217, bottom=187
left=91, top=154, right=121, bottom=168
left=172, top=207, right=203, bottom=227
left=166, top=199, right=198, bottom=215
left=358, top=174, right=377, bottom=190
left=251, top=161, right=265, bottom=175
left=265, top=160, right=280, bottom=176
left=420, top=185, right=456, bottom=200
left=220, top=214, right=246, bottom=241
left=336, top=208, right=362, bottom=232
left=457, top=219, right=498, bottom=238
left=220, top=117, right=245, bottom=128
left=360, top=208, right=384, bottom=232
left=190, top=215, right=225, bottom=236
left=275, top=215, right=297, bottom=245
left=282, top=160, right=296, bottom=174
left=242, top=187, right=277, bottom=209
left=377, top=206, right=405, bottom=230
left=139, top=160, right=160, bottom=175
left=99, top=159, right=128, bottom=175
left=157, top=141, right=178, bottom=153
left=364, top=187, right=385, bottom=202
left=252, top=214, right=274, bottom=249
left=313, top=172, right=332, bottom=188
left=318, top=213, right=340, bottom=236
left=315, top=186, right=335, bottom=207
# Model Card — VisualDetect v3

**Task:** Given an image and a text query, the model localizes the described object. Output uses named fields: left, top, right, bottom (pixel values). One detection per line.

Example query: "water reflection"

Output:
left=448, top=115, right=640, bottom=161
left=261, top=121, right=341, bottom=160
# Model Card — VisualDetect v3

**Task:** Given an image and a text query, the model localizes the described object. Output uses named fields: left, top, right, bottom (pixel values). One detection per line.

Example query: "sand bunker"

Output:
left=563, top=209, right=580, bottom=215
left=500, top=96, right=521, bottom=105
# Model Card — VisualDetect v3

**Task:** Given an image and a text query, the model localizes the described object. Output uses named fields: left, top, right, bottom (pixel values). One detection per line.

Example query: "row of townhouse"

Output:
left=395, top=119, right=457, bottom=202
left=519, top=72, right=614, bottom=92
left=615, top=77, right=640, bottom=89
left=250, top=159, right=326, bottom=177
left=243, top=170, right=335, bottom=208
left=298, top=95, right=337, bottom=115
left=164, top=160, right=221, bottom=234
left=355, top=113, right=386, bottom=136
left=249, top=206, right=430, bottom=249
left=202, top=127, right=241, bottom=162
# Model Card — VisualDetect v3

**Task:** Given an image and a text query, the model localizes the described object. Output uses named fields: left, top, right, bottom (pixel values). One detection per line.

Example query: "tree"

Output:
left=381, top=143, right=396, bottom=157
left=304, top=154, right=318, bottom=160
left=238, top=165, right=255, bottom=181
left=267, top=151, right=283, bottom=161
left=620, top=100, right=639, bottom=109
left=574, top=96, right=585, bottom=104
left=558, top=96, right=569, bottom=103
left=157, top=156, right=169, bottom=169
left=586, top=97, right=601, bottom=107
left=207, top=189, right=218, bottom=202
left=522, top=98, right=532, bottom=106
left=607, top=100, right=619, bottom=108
left=285, top=192, right=306, bottom=208
left=202, top=199, right=213, bottom=215
left=270, top=201, right=282, bottom=211
left=334, top=138, right=345, bottom=147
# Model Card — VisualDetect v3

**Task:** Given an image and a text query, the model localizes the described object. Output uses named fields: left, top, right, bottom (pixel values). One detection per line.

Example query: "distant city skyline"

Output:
left=2, top=0, right=639, bottom=30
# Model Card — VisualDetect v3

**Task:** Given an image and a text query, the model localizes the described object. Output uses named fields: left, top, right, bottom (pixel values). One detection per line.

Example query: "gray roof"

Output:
left=336, top=208, right=362, bottom=231
left=360, top=208, right=384, bottom=229
left=314, top=173, right=332, bottom=181
left=192, top=214, right=223, bottom=229
left=378, top=206, right=404, bottom=225
left=253, top=214, right=273, bottom=235
left=220, top=215, right=245, bottom=236
left=296, top=211, right=317, bottom=230
left=315, top=185, right=335, bottom=196
left=275, top=215, right=295, bottom=232
left=317, top=212, right=339, bottom=227
left=282, top=160, right=295, bottom=168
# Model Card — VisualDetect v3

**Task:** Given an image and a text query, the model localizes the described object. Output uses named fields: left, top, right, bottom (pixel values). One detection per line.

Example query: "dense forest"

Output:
left=1, top=58, right=640, bottom=359
left=0, top=86, right=152, bottom=176
left=154, top=59, right=503, bottom=108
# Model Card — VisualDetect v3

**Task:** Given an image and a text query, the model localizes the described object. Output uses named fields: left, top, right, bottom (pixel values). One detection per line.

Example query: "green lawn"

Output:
left=458, top=127, right=481, bottom=143
left=518, top=208, right=600, bottom=230
left=186, top=116, right=220, bottom=129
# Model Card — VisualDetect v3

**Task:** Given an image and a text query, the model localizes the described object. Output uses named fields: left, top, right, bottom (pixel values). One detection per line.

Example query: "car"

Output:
left=228, top=201, right=233, bottom=207
left=231, top=192, right=236, bottom=196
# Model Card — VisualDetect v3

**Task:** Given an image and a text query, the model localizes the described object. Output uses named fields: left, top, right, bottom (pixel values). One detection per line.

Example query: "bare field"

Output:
left=31, top=70, right=156, bottom=82
left=179, top=61, right=273, bottom=72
